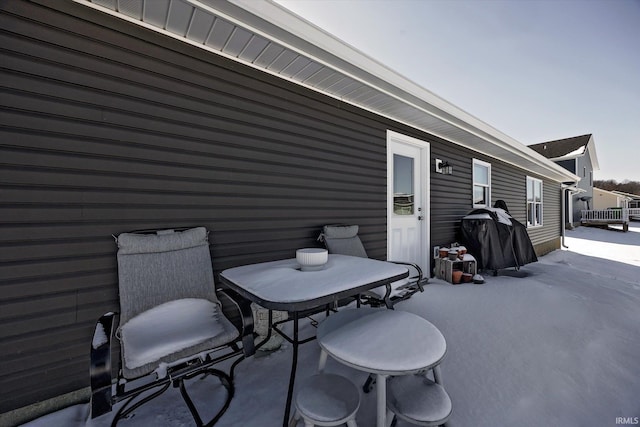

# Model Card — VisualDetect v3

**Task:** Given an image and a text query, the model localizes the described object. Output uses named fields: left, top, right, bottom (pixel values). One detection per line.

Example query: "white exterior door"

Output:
left=387, top=131, right=429, bottom=271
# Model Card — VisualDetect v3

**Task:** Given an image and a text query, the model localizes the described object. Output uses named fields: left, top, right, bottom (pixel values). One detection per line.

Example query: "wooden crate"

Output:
left=434, top=255, right=477, bottom=283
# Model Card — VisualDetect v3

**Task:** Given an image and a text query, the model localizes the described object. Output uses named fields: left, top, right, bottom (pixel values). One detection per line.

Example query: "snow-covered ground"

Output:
left=22, top=224, right=640, bottom=427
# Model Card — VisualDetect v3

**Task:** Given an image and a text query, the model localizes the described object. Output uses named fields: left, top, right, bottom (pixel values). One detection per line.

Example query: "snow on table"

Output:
left=220, top=254, right=409, bottom=307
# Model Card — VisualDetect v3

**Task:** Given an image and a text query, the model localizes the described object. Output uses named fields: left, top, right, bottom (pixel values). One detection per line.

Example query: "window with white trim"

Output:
left=527, top=176, right=543, bottom=227
left=472, top=159, right=491, bottom=207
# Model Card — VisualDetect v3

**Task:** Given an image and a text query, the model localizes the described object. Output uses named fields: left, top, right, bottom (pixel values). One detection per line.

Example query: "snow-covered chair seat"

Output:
left=90, top=227, right=254, bottom=426
left=291, top=373, right=360, bottom=427
left=318, top=225, right=427, bottom=308
left=119, top=298, right=239, bottom=378
left=386, top=374, right=452, bottom=426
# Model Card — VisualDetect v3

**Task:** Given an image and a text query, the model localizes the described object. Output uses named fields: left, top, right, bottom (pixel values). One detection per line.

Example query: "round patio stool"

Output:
left=290, top=373, right=360, bottom=427
left=386, top=374, right=452, bottom=427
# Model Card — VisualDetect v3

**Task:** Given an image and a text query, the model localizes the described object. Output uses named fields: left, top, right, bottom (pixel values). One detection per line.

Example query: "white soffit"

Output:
left=74, top=0, right=579, bottom=183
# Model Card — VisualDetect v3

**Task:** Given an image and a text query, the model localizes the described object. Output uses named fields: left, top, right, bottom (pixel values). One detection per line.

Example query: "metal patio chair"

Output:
left=318, top=224, right=426, bottom=309
left=90, top=227, right=254, bottom=426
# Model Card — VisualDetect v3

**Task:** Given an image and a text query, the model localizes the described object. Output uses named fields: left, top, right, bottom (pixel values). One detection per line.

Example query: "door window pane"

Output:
left=394, top=154, right=414, bottom=215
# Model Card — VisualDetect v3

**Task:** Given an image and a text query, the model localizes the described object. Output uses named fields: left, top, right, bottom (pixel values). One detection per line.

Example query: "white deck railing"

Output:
left=629, top=208, right=640, bottom=219
left=581, top=209, right=629, bottom=223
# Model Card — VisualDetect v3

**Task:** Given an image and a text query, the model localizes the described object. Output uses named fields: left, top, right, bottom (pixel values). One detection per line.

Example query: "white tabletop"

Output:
left=219, top=254, right=409, bottom=311
left=317, top=308, right=447, bottom=375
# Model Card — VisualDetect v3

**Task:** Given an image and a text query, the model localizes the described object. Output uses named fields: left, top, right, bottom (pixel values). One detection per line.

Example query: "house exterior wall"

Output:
left=429, top=148, right=561, bottom=256
left=0, top=0, right=562, bottom=418
left=553, top=154, right=593, bottom=226
left=593, top=188, right=625, bottom=210
left=556, top=159, right=576, bottom=174
left=572, top=153, right=595, bottom=223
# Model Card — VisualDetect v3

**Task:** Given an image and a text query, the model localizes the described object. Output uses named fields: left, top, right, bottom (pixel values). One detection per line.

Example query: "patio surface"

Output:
left=22, top=223, right=640, bottom=427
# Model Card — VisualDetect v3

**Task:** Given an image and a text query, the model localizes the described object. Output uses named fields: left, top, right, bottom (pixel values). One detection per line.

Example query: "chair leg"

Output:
left=178, top=368, right=234, bottom=427
left=347, top=418, right=358, bottom=427
left=179, top=378, right=204, bottom=426
left=110, top=383, right=171, bottom=427
left=385, top=409, right=395, bottom=427
left=288, top=409, right=300, bottom=427
left=318, top=349, right=328, bottom=373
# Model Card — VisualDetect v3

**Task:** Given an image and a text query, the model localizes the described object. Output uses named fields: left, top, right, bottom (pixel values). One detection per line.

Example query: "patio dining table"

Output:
left=218, top=254, right=409, bottom=427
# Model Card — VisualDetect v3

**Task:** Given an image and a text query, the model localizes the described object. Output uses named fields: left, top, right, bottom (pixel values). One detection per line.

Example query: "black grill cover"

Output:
left=461, top=208, right=538, bottom=271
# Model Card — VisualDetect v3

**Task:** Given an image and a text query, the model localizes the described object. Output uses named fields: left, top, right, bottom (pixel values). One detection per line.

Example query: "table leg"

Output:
left=283, top=311, right=299, bottom=427
left=376, top=373, right=387, bottom=427
left=433, top=364, right=443, bottom=385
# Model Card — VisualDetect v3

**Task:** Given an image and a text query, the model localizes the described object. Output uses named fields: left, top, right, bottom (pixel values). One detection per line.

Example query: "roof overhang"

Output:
left=612, top=190, right=640, bottom=200
left=585, top=135, right=600, bottom=171
left=594, top=188, right=632, bottom=200
left=562, top=184, right=586, bottom=194
left=74, top=0, right=580, bottom=183
left=547, top=135, right=599, bottom=171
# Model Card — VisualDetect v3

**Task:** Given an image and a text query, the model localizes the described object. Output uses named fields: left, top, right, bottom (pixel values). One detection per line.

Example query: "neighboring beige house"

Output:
left=612, top=191, right=640, bottom=209
left=593, top=188, right=631, bottom=210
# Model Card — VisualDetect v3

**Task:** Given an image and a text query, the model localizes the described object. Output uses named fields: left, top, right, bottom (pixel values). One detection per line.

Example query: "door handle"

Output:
left=418, top=215, right=424, bottom=221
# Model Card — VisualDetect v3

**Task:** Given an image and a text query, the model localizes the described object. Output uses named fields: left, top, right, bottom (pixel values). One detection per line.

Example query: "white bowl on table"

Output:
left=296, top=248, right=328, bottom=271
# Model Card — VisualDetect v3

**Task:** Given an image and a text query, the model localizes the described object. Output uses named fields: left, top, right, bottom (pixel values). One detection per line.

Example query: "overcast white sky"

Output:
left=275, top=0, right=640, bottom=182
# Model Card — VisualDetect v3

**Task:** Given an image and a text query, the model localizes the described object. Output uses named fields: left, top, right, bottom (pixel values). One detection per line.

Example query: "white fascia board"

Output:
left=548, top=146, right=587, bottom=162
left=226, top=0, right=579, bottom=183
left=228, top=0, right=516, bottom=142
left=75, top=0, right=578, bottom=183
left=562, top=183, right=586, bottom=193
left=518, top=146, right=580, bottom=182
left=612, top=190, right=640, bottom=199
left=586, top=135, right=600, bottom=171
left=225, top=0, right=509, bottom=138
left=547, top=136, right=599, bottom=171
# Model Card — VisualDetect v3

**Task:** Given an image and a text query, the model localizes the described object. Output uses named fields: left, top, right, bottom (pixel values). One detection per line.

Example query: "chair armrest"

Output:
left=90, top=312, right=116, bottom=418
left=387, top=261, right=427, bottom=291
left=217, top=289, right=255, bottom=357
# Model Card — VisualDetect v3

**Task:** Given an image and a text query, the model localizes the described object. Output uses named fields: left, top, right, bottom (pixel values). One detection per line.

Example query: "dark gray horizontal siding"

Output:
left=429, top=141, right=474, bottom=246
left=0, top=0, right=565, bottom=416
left=527, top=176, right=562, bottom=249
left=0, top=0, right=390, bottom=413
left=492, top=164, right=527, bottom=220
left=428, top=139, right=562, bottom=252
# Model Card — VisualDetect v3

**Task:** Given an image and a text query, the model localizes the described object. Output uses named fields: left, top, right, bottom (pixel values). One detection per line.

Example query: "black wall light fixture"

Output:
left=435, top=159, right=453, bottom=175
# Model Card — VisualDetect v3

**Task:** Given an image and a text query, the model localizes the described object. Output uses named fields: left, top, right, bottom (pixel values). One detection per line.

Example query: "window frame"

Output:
left=526, top=176, right=543, bottom=228
left=472, top=159, right=491, bottom=208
